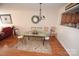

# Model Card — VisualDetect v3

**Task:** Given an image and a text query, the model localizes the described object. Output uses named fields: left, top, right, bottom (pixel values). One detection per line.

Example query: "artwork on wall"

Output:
left=61, top=12, right=79, bottom=29
left=0, top=14, right=12, bottom=24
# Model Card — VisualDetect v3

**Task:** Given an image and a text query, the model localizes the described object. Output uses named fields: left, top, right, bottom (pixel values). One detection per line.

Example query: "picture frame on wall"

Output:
left=0, top=14, right=12, bottom=24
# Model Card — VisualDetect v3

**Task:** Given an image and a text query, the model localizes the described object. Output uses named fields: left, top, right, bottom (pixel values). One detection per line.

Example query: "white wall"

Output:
left=56, top=6, right=79, bottom=56
left=0, top=4, right=59, bottom=34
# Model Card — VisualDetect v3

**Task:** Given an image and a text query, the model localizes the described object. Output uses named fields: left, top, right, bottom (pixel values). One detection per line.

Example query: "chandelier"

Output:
left=31, top=3, right=46, bottom=24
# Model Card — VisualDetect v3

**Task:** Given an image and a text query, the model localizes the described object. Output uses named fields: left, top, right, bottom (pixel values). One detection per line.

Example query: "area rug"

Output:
left=13, top=37, right=52, bottom=54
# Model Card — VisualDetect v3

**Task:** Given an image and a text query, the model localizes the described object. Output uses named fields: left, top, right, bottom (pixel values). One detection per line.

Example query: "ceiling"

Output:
left=0, top=3, right=67, bottom=10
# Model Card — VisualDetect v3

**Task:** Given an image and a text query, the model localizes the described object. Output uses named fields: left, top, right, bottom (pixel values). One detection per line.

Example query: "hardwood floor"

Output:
left=50, top=36, right=69, bottom=56
left=0, top=35, right=69, bottom=56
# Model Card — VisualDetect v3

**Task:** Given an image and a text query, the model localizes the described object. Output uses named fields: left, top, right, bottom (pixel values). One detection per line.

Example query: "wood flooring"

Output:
left=0, top=35, right=69, bottom=56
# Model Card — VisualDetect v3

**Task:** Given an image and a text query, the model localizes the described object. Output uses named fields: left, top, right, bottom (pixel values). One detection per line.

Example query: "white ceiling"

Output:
left=0, top=3, right=67, bottom=10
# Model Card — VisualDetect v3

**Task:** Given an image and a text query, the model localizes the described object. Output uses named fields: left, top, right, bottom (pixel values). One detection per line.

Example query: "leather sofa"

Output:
left=0, top=27, right=13, bottom=40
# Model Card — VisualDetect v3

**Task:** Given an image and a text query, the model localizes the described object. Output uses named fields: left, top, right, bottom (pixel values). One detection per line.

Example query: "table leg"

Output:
left=43, top=37, right=45, bottom=46
left=28, top=36, right=30, bottom=40
left=23, top=37, right=27, bottom=45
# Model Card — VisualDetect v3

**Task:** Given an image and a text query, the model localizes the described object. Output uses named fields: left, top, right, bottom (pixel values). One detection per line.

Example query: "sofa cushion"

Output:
left=0, top=32, right=5, bottom=36
left=2, top=27, right=13, bottom=37
left=0, top=32, right=5, bottom=40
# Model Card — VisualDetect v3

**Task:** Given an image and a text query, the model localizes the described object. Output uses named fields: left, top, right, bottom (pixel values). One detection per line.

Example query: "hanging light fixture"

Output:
left=39, top=3, right=46, bottom=20
left=31, top=3, right=46, bottom=24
